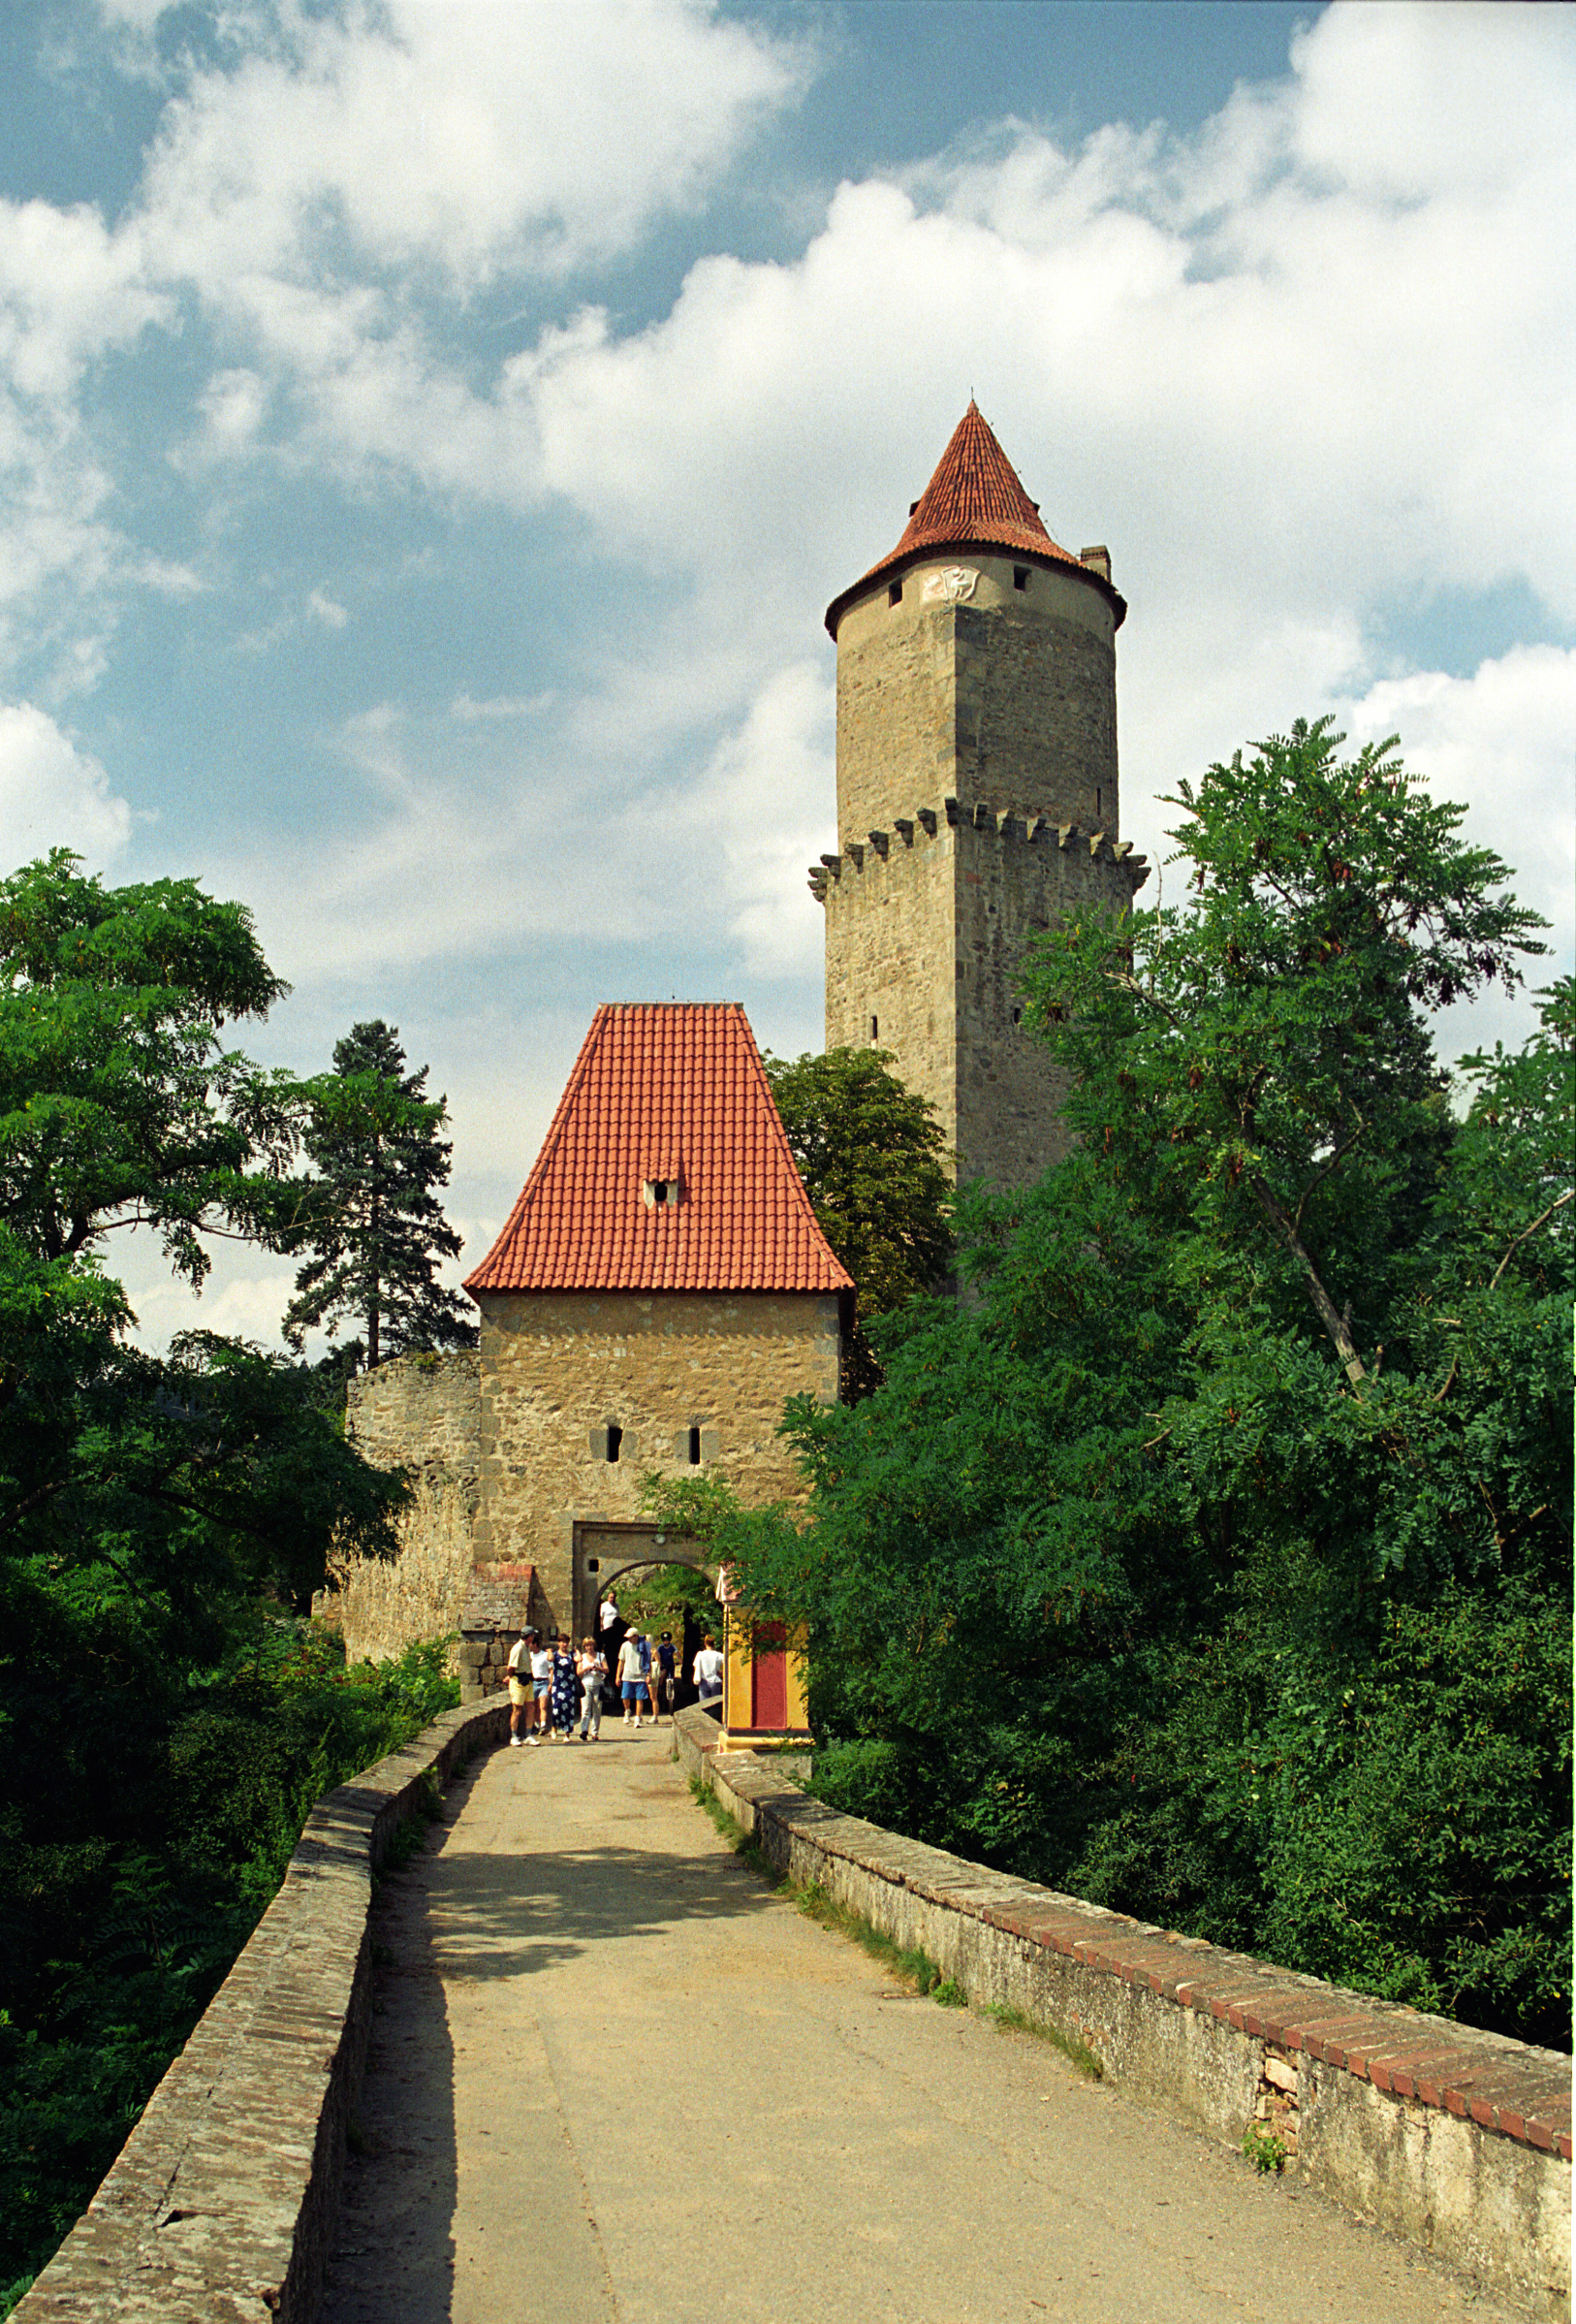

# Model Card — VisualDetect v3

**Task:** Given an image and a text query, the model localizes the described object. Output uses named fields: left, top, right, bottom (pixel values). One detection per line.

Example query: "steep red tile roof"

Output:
left=825, top=400, right=1123, bottom=635
left=464, top=1003, right=852, bottom=1297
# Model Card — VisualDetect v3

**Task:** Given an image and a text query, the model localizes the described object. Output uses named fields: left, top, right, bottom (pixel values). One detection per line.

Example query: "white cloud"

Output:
left=664, top=659, right=835, bottom=981
left=450, top=690, right=555, bottom=721
left=1338, top=643, right=1576, bottom=977
left=307, top=587, right=347, bottom=629
left=137, top=1, right=810, bottom=294
left=0, top=700, right=133, bottom=866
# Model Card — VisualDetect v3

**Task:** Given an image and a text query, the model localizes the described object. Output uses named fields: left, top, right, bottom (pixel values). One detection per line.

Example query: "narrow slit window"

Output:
left=606, top=1424, right=622, bottom=1464
left=1096, top=788, right=1102, bottom=815
left=687, top=1426, right=702, bottom=1466
left=1014, top=566, right=1029, bottom=591
left=1012, top=1006, right=1022, bottom=1025
left=888, top=580, right=902, bottom=607
left=870, top=1013, right=879, bottom=1040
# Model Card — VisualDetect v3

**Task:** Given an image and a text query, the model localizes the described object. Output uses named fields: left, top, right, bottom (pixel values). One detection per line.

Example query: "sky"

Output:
left=3, top=0, right=1572, bottom=1353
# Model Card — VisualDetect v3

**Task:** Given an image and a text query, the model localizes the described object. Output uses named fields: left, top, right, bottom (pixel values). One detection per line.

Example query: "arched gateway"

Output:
left=460, top=1003, right=849, bottom=1741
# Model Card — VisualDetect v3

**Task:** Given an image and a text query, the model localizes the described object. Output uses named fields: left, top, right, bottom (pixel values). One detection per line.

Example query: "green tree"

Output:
left=763, top=1046, right=952, bottom=1393
left=672, top=727, right=1570, bottom=2048
left=0, top=849, right=297, bottom=1282
left=282, top=1020, right=475, bottom=1367
left=0, top=855, right=440, bottom=2306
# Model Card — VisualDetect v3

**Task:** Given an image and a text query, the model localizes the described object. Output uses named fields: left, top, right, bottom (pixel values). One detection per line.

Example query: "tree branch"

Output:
left=1488, top=1189, right=1573, bottom=1292
left=1248, top=1175, right=1366, bottom=1385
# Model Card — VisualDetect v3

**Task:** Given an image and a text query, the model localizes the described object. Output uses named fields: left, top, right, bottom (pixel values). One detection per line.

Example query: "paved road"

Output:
left=321, top=1726, right=1516, bottom=2324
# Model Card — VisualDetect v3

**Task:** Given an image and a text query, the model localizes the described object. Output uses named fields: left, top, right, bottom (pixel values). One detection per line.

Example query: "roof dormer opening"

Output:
left=642, top=1176, right=682, bottom=1209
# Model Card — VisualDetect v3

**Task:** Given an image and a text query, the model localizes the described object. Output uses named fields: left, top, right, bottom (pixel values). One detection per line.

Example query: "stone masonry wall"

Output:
left=330, top=1350, right=481, bottom=1664
left=833, top=553, right=1119, bottom=845
left=16, top=1698, right=509, bottom=2324
left=678, top=1708, right=1571, bottom=2317
left=819, top=804, right=1147, bottom=1186
left=472, top=1289, right=839, bottom=1636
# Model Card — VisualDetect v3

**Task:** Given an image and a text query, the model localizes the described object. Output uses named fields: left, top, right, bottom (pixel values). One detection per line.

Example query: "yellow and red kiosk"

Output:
left=715, top=1563, right=811, bottom=1744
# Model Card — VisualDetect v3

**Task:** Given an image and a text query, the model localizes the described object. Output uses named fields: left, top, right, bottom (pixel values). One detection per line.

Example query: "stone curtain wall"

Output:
left=676, top=1708, right=1572, bottom=2318
left=15, top=1699, right=508, bottom=2324
left=331, top=1351, right=481, bottom=1663
left=472, top=1289, right=840, bottom=1635
left=819, top=803, right=1146, bottom=1186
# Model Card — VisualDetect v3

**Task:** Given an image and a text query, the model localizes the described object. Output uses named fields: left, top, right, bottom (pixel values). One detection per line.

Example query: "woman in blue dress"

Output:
left=550, top=1634, right=580, bottom=1740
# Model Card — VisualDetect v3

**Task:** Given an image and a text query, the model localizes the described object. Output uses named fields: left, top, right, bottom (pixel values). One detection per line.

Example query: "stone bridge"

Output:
left=15, top=1705, right=1570, bottom=2324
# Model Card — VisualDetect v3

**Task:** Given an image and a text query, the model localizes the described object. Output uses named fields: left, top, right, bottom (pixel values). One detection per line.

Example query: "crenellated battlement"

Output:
left=808, top=796, right=1149, bottom=901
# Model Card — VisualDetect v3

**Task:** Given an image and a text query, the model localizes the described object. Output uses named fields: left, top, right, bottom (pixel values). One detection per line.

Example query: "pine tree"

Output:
left=282, top=1021, right=475, bottom=1366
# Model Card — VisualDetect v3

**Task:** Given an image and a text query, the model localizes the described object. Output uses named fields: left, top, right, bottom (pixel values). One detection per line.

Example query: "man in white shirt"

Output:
left=692, top=1632, right=724, bottom=1703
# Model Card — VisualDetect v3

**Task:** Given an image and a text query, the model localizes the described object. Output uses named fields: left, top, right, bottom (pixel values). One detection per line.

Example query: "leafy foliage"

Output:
left=282, top=1020, right=475, bottom=1367
left=763, top=1046, right=952, bottom=1318
left=763, top=1045, right=952, bottom=1394
left=0, top=859, right=457, bottom=2308
left=659, top=729, right=1571, bottom=2050
left=0, top=1629, right=457, bottom=2306
left=0, top=850, right=296, bottom=1285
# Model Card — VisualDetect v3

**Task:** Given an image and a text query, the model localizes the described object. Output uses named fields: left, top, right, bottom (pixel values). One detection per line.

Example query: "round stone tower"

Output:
left=812, top=402, right=1149, bottom=1188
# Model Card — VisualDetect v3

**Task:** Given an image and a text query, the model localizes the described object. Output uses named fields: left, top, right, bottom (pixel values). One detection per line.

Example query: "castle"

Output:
left=328, top=405, right=1147, bottom=1713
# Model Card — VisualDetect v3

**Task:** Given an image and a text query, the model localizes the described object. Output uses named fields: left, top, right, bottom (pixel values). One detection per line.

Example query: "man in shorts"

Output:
left=506, top=1628, right=537, bottom=1746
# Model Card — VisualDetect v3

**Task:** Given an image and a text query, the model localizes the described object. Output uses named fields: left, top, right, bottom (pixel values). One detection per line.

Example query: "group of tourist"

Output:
left=504, top=1591, right=725, bottom=1748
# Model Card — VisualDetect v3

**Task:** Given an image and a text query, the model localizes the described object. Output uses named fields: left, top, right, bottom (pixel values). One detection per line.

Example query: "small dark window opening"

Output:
left=888, top=581, right=902, bottom=607
left=1014, top=566, right=1029, bottom=591
left=687, top=1426, right=702, bottom=1465
left=1012, top=1006, right=1022, bottom=1024
left=606, top=1424, right=622, bottom=1464
left=586, top=1558, right=600, bottom=1573
left=869, top=1013, right=879, bottom=1040
left=651, top=1179, right=670, bottom=1204
left=1096, top=788, right=1102, bottom=815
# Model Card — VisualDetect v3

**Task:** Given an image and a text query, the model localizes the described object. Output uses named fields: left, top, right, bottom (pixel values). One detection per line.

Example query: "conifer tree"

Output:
left=282, top=1021, right=475, bottom=1366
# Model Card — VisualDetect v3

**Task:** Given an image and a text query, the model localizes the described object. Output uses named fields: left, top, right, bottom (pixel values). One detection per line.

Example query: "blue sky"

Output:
left=3, top=0, right=1571, bottom=1350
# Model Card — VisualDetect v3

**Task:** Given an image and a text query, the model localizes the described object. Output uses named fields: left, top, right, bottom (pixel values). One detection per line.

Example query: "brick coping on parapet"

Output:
left=677, top=1706, right=1571, bottom=2162
left=15, top=1697, right=510, bottom=2324
left=677, top=1703, right=1571, bottom=2316
left=808, top=795, right=1150, bottom=898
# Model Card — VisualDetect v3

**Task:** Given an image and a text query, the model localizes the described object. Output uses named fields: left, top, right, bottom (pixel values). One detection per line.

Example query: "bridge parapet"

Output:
left=14, top=1699, right=508, bottom=2324
left=676, top=1706, right=1571, bottom=2318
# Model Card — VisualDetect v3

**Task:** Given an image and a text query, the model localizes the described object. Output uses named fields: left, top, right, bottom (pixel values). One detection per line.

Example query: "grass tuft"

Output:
left=1242, top=2123, right=1287, bottom=2174
left=688, top=1774, right=782, bottom=1886
left=792, top=1880, right=947, bottom=1996
left=980, top=2000, right=1104, bottom=2079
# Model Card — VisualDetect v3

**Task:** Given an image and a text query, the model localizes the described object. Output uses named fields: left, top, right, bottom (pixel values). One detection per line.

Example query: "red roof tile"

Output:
left=825, top=401, right=1122, bottom=635
left=464, top=1003, right=852, bottom=1297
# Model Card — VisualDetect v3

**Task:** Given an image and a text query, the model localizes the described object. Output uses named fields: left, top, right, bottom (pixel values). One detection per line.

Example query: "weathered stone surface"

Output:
left=822, top=550, right=1148, bottom=1189
left=14, top=1702, right=507, bottom=2324
left=327, top=1352, right=481, bottom=1665
left=471, top=1288, right=839, bottom=1634
left=675, top=1706, right=1570, bottom=2317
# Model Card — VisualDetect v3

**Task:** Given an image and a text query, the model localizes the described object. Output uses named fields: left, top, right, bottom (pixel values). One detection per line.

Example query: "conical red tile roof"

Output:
left=464, top=1003, right=852, bottom=1296
left=825, top=401, right=1122, bottom=635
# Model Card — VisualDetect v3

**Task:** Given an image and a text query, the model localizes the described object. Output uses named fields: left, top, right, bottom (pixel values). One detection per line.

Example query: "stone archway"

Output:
left=571, top=1519, right=717, bottom=1648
